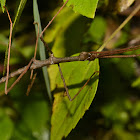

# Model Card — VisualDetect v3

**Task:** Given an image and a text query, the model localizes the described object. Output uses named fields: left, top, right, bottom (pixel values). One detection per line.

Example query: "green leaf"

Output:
left=12, top=0, right=28, bottom=36
left=12, top=122, right=35, bottom=140
left=132, top=77, right=140, bottom=89
left=23, top=101, right=50, bottom=133
left=84, top=16, right=107, bottom=44
left=63, top=0, right=99, bottom=18
left=33, top=0, right=52, bottom=102
left=51, top=59, right=99, bottom=140
left=0, top=114, right=14, bottom=140
left=0, top=0, right=6, bottom=13
left=48, top=65, right=59, bottom=91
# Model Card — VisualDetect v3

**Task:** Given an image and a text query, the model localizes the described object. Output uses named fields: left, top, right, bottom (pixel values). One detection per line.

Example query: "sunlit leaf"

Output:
left=0, top=0, right=6, bottom=13
left=63, top=0, right=99, bottom=18
left=12, top=0, right=27, bottom=36
left=51, top=59, right=99, bottom=140
left=132, top=77, right=140, bottom=89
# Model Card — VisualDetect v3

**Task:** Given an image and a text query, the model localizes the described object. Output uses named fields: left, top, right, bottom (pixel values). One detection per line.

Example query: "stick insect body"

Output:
left=1, top=1, right=140, bottom=101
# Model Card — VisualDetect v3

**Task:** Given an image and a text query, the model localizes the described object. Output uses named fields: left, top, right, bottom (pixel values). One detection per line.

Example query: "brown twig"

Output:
left=4, top=6, right=13, bottom=95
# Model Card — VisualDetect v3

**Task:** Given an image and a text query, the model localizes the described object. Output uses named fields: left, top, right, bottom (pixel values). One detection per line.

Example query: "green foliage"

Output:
left=0, top=109, right=14, bottom=140
left=12, top=0, right=27, bottom=36
left=112, top=57, right=135, bottom=79
left=0, top=0, right=6, bottom=13
left=84, top=16, right=107, bottom=45
left=23, top=101, right=50, bottom=133
left=0, top=34, right=8, bottom=52
left=132, top=77, right=140, bottom=89
left=51, top=59, right=99, bottom=140
left=63, top=0, right=99, bottom=18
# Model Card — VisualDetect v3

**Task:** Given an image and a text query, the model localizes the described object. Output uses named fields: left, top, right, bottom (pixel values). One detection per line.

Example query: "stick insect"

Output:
left=1, top=1, right=140, bottom=102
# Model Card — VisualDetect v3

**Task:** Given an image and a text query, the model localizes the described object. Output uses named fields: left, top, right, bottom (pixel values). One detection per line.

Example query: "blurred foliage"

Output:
left=0, top=0, right=140, bottom=140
